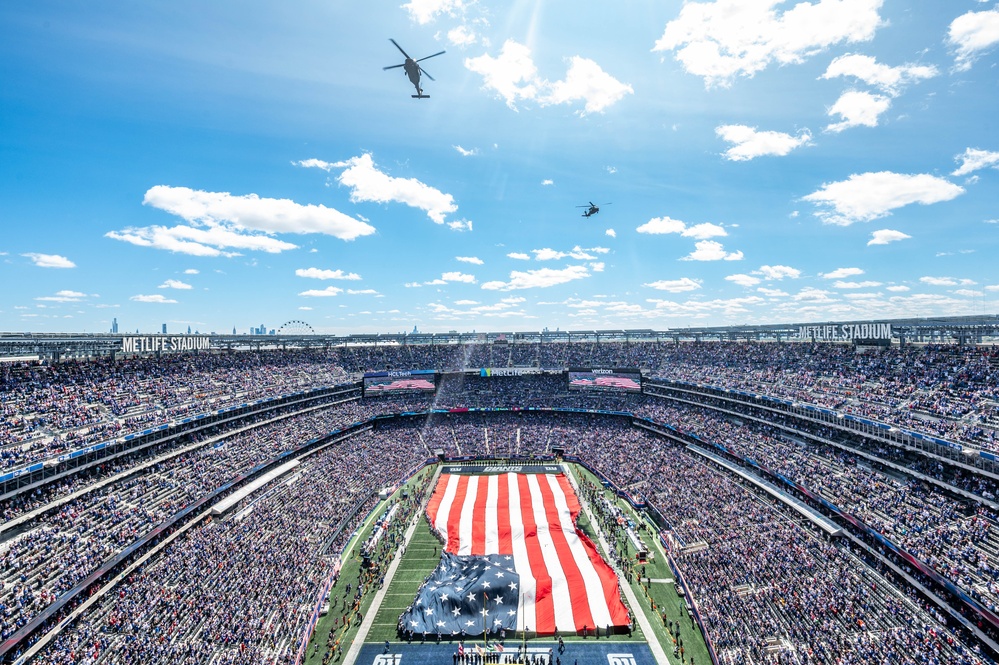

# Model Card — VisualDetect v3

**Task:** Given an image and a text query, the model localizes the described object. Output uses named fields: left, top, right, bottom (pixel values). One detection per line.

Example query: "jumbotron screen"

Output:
left=362, top=370, right=437, bottom=396
left=567, top=368, right=642, bottom=393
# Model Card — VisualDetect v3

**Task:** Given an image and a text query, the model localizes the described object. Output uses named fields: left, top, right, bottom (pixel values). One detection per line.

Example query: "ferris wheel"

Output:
left=277, top=320, right=315, bottom=335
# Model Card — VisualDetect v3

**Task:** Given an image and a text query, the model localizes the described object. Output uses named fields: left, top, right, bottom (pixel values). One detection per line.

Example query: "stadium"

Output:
left=5, top=1, right=999, bottom=664
left=0, top=319, right=998, bottom=665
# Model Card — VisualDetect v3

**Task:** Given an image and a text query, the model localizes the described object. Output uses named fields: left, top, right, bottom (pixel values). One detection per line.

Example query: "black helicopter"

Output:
left=577, top=202, right=611, bottom=218
left=383, top=39, right=445, bottom=98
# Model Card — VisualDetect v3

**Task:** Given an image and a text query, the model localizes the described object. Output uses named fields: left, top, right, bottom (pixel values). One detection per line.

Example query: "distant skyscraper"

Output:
left=187, top=325, right=191, bottom=334
left=162, top=323, right=167, bottom=334
left=233, top=326, right=237, bottom=335
left=111, top=317, right=118, bottom=334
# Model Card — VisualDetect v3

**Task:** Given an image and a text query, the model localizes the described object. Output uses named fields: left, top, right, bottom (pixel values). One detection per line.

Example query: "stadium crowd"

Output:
left=2, top=341, right=998, bottom=664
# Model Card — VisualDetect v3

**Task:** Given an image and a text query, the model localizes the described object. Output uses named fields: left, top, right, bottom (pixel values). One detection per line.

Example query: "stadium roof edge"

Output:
left=2, top=313, right=998, bottom=359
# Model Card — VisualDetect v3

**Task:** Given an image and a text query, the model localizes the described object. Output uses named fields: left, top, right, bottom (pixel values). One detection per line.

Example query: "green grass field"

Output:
left=569, top=465, right=711, bottom=665
left=303, top=463, right=711, bottom=665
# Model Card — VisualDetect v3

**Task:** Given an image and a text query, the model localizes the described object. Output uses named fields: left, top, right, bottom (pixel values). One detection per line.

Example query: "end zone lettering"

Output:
left=121, top=336, right=211, bottom=353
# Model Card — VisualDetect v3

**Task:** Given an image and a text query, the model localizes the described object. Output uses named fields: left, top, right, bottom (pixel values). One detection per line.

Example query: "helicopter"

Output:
left=383, top=39, right=445, bottom=99
left=577, top=202, right=611, bottom=218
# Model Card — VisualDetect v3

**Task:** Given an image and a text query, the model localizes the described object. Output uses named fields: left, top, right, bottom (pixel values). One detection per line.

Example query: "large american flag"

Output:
left=422, top=471, right=630, bottom=635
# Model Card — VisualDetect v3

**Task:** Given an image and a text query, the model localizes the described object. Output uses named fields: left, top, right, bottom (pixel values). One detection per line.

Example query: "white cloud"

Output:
left=507, top=252, right=531, bottom=260
left=22, top=253, right=76, bottom=268
left=825, top=90, right=891, bottom=132
left=726, top=273, right=762, bottom=287
left=757, top=287, right=789, bottom=297
left=299, top=286, right=344, bottom=297
left=130, top=294, right=178, bottom=304
left=440, top=271, right=477, bottom=283
left=756, top=265, right=801, bottom=280
left=605, top=228, right=616, bottom=238
left=821, top=54, right=937, bottom=95
left=885, top=285, right=910, bottom=292
left=141, top=184, right=374, bottom=240
left=448, top=219, right=473, bottom=232
left=833, top=280, right=882, bottom=288
left=158, top=279, right=193, bottom=290
left=541, top=179, right=554, bottom=186
left=347, top=289, right=380, bottom=295
left=644, top=277, right=702, bottom=292
left=952, top=147, right=999, bottom=177
left=465, top=40, right=632, bottom=114
left=953, top=289, right=984, bottom=297
left=183, top=268, right=199, bottom=275
left=482, top=265, right=590, bottom=291
left=107, top=225, right=296, bottom=257
left=454, top=145, right=479, bottom=157
left=948, top=7, right=999, bottom=71
left=636, top=216, right=727, bottom=238
left=803, top=172, right=964, bottom=225
left=545, top=56, right=635, bottom=114
left=454, top=299, right=479, bottom=306
left=456, top=256, right=484, bottom=265
left=867, top=229, right=912, bottom=245
left=447, top=25, right=477, bottom=47
left=404, top=282, right=422, bottom=288
left=681, top=240, right=743, bottom=261
left=299, top=155, right=458, bottom=225
left=653, top=0, right=885, bottom=88
left=295, top=268, right=362, bottom=280
left=402, top=0, right=463, bottom=24
left=986, top=285, right=999, bottom=292
left=34, top=290, right=87, bottom=303
left=531, top=246, right=609, bottom=261
left=821, top=267, right=864, bottom=279
left=589, top=262, right=605, bottom=272
left=299, top=306, right=313, bottom=311
left=920, top=276, right=976, bottom=287
left=716, top=124, right=812, bottom=160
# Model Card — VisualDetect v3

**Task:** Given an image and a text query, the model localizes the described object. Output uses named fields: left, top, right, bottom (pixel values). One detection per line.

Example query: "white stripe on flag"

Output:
left=458, top=475, right=479, bottom=555
left=434, top=474, right=460, bottom=540
left=506, top=472, right=535, bottom=632
left=526, top=473, right=576, bottom=632
left=484, top=474, right=500, bottom=555
left=544, top=473, right=614, bottom=628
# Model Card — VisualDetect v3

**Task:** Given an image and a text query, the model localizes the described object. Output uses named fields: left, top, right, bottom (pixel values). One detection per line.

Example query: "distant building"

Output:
left=162, top=323, right=167, bottom=334
left=187, top=325, right=191, bottom=334
left=111, top=318, right=118, bottom=334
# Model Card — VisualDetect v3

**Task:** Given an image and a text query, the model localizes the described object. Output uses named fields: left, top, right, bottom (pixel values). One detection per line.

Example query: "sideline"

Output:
left=343, top=465, right=442, bottom=665
left=563, top=464, right=671, bottom=665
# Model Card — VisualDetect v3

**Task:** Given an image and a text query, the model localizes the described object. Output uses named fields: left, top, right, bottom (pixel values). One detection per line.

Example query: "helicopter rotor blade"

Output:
left=389, top=39, right=412, bottom=60
left=383, top=63, right=405, bottom=71
left=416, top=50, right=446, bottom=63
left=419, top=67, right=435, bottom=82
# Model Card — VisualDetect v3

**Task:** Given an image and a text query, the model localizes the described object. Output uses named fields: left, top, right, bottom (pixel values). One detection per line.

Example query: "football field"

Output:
left=305, top=463, right=708, bottom=665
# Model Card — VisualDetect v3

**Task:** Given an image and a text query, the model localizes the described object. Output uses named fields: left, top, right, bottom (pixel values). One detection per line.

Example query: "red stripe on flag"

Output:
left=555, top=474, right=631, bottom=626
left=446, top=475, right=470, bottom=553
left=517, top=473, right=555, bottom=634
left=536, top=475, right=595, bottom=631
left=470, top=474, right=490, bottom=555
left=425, top=473, right=450, bottom=523
left=496, top=473, right=513, bottom=554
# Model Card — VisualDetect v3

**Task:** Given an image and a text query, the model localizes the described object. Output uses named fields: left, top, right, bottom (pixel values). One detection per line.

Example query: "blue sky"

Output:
left=1, top=0, right=997, bottom=334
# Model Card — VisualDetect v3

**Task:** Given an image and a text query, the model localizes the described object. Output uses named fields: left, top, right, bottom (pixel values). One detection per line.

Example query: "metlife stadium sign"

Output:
left=121, top=336, right=211, bottom=353
left=797, top=323, right=893, bottom=341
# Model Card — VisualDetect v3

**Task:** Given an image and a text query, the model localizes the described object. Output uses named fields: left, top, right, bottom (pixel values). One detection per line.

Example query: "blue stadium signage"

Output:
left=121, top=335, right=211, bottom=353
